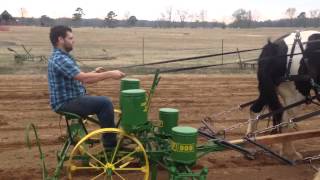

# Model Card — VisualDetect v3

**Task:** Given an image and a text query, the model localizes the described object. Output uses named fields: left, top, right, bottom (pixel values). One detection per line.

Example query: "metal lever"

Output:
left=243, top=136, right=294, bottom=165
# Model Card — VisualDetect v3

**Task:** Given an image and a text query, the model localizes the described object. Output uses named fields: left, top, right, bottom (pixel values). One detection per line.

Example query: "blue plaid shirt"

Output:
left=48, top=48, right=86, bottom=111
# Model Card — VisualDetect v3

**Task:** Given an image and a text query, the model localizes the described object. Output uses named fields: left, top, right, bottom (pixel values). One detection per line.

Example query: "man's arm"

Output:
left=74, top=70, right=125, bottom=84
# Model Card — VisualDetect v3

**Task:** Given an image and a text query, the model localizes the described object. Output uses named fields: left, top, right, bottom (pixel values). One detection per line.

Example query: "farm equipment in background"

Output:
left=7, top=45, right=115, bottom=70
left=7, top=44, right=47, bottom=64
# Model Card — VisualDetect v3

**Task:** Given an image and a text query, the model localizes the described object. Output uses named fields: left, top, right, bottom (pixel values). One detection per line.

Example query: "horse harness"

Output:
left=282, top=31, right=320, bottom=100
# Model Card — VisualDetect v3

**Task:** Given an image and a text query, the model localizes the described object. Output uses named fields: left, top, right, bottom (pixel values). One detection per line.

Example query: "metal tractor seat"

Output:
left=56, top=111, right=100, bottom=145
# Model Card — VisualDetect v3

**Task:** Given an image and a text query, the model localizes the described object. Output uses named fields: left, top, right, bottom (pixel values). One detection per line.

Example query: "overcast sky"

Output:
left=1, top=0, right=319, bottom=22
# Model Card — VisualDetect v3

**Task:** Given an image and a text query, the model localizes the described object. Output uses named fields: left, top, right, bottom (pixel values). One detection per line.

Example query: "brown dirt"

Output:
left=0, top=74, right=319, bottom=180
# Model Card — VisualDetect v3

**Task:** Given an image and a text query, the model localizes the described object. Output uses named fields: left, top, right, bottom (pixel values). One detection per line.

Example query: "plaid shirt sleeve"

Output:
left=53, top=56, right=80, bottom=79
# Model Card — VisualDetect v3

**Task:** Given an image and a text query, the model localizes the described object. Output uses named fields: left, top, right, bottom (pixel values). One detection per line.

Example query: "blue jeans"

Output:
left=59, top=95, right=116, bottom=147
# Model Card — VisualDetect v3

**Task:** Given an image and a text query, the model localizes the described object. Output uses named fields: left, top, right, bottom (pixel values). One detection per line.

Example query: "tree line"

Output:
left=2, top=7, right=320, bottom=28
left=229, top=8, right=320, bottom=28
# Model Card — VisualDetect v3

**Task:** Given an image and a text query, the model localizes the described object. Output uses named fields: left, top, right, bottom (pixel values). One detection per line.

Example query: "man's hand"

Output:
left=94, top=67, right=105, bottom=73
left=108, top=70, right=126, bottom=79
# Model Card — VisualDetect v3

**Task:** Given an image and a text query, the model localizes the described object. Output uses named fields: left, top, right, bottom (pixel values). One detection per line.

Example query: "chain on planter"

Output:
left=220, top=106, right=270, bottom=133
left=223, top=118, right=257, bottom=132
left=207, top=105, right=268, bottom=134
left=210, top=106, right=241, bottom=121
left=204, top=105, right=247, bottom=135
left=303, top=154, right=320, bottom=171
left=250, top=120, right=298, bottom=137
left=205, top=104, right=296, bottom=136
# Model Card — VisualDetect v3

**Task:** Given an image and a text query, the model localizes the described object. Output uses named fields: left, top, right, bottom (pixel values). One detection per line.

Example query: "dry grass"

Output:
left=0, top=26, right=319, bottom=74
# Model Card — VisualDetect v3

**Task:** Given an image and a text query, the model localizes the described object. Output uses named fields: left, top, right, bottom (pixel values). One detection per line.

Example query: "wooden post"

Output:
left=221, top=39, right=224, bottom=64
left=142, top=36, right=145, bottom=65
left=237, top=48, right=242, bottom=69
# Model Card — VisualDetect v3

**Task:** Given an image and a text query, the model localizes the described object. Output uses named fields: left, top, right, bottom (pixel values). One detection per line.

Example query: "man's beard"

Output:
left=65, top=46, right=73, bottom=52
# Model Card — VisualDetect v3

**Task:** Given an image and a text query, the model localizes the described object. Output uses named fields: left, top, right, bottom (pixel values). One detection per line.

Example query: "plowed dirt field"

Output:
left=0, top=74, right=319, bottom=180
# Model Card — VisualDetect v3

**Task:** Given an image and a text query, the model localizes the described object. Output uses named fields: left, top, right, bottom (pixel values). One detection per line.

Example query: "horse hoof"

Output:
left=281, top=151, right=303, bottom=161
left=313, top=171, right=320, bottom=180
left=244, top=153, right=255, bottom=160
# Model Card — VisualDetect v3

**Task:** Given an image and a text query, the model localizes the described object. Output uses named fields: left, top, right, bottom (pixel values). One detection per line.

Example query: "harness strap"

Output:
left=286, top=31, right=302, bottom=78
left=256, top=95, right=318, bottom=120
left=277, top=74, right=310, bottom=83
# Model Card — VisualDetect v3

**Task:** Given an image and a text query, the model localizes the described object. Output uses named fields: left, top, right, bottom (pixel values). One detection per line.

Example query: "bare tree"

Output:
left=20, top=8, right=28, bottom=18
left=199, top=9, right=207, bottom=22
left=232, top=9, right=247, bottom=22
left=230, top=9, right=253, bottom=28
left=310, top=9, right=320, bottom=18
left=124, top=11, right=130, bottom=20
left=286, top=8, right=296, bottom=18
left=198, top=9, right=208, bottom=27
left=285, top=8, right=296, bottom=26
left=247, top=10, right=252, bottom=27
left=176, top=10, right=189, bottom=27
left=189, top=12, right=202, bottom=28
left=251, top=10, right=261, bottom=22
left=309, top=9, right=320, bottom=28
left=159, top=7, right=174, bottom=28
left=166, top=7, right=173, bottom=22
left=188, top=13, right=195, bottom=22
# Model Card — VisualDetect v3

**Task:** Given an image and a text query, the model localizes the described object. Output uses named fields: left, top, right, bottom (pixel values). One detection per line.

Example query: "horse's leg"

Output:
left=247, top=98, right=266, bottom=134
left=314, top=171, right=320, bottom=180
left=246, top=111, right=259, bottom=134
left=278, top=82, right=304, bottom=160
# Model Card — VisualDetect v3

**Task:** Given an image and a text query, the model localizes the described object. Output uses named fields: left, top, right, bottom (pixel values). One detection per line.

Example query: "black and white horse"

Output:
left=247, top=30, right=320, bottom=160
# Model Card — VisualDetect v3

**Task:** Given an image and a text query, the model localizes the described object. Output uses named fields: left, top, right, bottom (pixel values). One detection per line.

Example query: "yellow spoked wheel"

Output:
left=68, top=128, right=149, bottom=180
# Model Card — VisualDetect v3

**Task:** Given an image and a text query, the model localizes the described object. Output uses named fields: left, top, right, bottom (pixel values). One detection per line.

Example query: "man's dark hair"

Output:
left=49, top=25, right=72, bottom=47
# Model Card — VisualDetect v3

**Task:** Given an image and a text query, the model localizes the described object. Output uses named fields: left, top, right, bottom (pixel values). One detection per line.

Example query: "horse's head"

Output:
left=304, top=34, right=320, bottom=83
left=259, top=40, right=281, bottom=60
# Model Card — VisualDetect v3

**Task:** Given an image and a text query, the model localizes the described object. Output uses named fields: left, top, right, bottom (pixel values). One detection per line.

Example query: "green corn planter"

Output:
left=120, top=78, right=140, bottom=91
left=159, top=108, right=179, bottom=136
left=120, top=78, right=141, bottom=108
left=171, top=126, right=198, bottom=165
left=120, top=89, right=147, bottom=132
